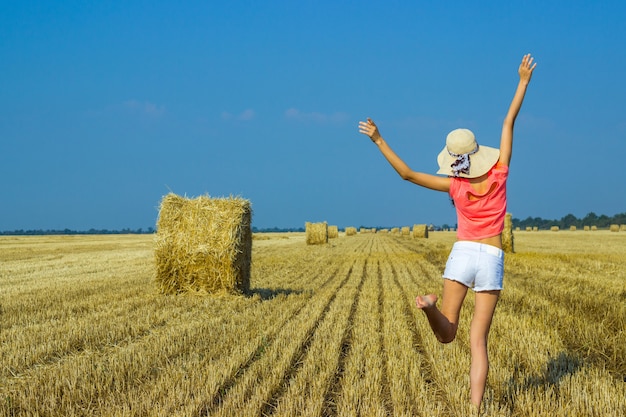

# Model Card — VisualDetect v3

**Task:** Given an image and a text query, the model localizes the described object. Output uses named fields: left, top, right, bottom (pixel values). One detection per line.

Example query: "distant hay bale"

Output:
left=591, top=225, right=598, bottom=231
left=584, top=226, right=590, bottom=231
left=360, top=227, right=366, bottom=234
left=306, top=221, right=328, bottom=244
left=533, top=226, right=538, bottom=231
left=515, top=227, right=521, bottom=231
left=371, top=228, right=377, bottom=233
left=380, top=229, right=388, bottom=233
left=610, top=224, right=619, bottom=232
left=621, top=225, right=626, bottom=231
left=525, top=227, right=532, bottom=231
left=570, top=226, right=577, bottom=231
left=401, top=226, right=410, bottom=236
left=345, top=227, right=357, bottom=236
left=154, top=193, right=252, bottom=295
left=391, top=227, right=399, bottom=234
left=502, top=213, right=514, bottom=253
left=412, top=224, right=428, bottom=239
left=328, top=225, right=339, bottom=239
left=551, top=226, right=560, bottom=232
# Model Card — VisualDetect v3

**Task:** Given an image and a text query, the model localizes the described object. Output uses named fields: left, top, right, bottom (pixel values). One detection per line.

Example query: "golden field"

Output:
left=1, top=230, right=625, bottom=416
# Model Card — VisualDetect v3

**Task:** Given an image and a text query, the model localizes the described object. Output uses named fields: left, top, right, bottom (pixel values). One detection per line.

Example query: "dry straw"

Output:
left=551, top=226, right=560, bottom=232
left=345, top=227, right=357, bottom=236
left=401, top=226, right=410, bottom=236
left=328, top=225, right=339, bottom=239
left=610, top=224, right=619, bottom=232
left=584, top=226, right=590, bottom=231
left=412, top=224, right=428, bottom=239
left=570, top=225, right=577, bottom=231
left=154, top=193, right=252, bottom=295
left=621, top=224, right=626, bottom=231
left=502, top=213, right=514, bottom=253
left=306, top=221, right=328, bottom=244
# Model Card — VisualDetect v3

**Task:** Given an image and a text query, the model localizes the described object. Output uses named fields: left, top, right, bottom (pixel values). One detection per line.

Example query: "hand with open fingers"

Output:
left=519, top=54, right=537, bottom=83
left=358, top=118, right=381, bottom=143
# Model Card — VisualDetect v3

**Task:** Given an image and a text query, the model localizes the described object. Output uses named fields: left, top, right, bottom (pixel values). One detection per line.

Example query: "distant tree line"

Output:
left=1, top=212, right=624, bottom=235
left=512, top=212, right=626, bottom=230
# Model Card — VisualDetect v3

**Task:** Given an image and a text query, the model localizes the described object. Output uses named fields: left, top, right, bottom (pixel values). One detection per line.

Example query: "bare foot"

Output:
left=415, top=294, right=438, bottom=309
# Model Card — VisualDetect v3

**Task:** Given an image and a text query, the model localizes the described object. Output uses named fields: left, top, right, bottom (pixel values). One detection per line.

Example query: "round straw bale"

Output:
left=502, top=213, right=514, bottom=253
left=306, top=221, right=328, bottom=244
left=345, top=227, right=357, bottom=236
left=550, top=226, right=559, bottom=232
left=569, top=225, right=577, bottom=231
left=328, top=225, right=339, bottom=239
left=154, top=193, right=252, bottom=295
left=610, top=224, right=619, bottom=232
left=412, top=224, right=428, bottom=239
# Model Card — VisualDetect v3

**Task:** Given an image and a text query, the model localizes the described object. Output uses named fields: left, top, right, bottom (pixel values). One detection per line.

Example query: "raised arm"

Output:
left=499, top=53, right=537, bottom=167
left=358, top=118, right=450, bottom=192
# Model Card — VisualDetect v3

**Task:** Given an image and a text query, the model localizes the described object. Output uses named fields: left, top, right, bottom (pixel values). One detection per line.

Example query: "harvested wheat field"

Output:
left=1, top=231, right=625, bottom=416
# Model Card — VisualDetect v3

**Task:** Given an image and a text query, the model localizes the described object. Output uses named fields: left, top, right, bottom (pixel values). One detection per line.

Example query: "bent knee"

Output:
left=437, top=325, right=458, bottom=344
left=437, top=334, right=456, bottom=344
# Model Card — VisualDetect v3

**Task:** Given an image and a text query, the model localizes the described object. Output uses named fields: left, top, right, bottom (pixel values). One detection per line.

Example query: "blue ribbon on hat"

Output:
left=448, top=144, right=479, bottom=177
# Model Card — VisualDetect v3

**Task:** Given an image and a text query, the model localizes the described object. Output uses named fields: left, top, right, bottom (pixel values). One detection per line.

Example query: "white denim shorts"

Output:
left=442, top=241, right=504, bottom=292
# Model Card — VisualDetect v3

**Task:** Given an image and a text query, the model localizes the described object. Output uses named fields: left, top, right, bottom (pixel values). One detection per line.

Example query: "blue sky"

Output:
left=1, top=1, right=625, bottom=230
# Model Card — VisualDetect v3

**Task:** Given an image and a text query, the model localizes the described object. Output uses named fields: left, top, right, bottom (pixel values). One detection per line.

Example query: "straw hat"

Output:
left=436, top=129, right=500, bottom=178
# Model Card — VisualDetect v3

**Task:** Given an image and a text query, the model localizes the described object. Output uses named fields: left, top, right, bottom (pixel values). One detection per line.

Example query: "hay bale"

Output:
left=360, top=227, right=366, bottom=234
left=401, top=226, right=410, bottom=236
left=610, top=224, right=619, bottom=232
left=380, top=229, right=389, bottom=233
left=412, top=224, right=429, bottom=239
left=525, top=227, right=532, bottom=231
left=621, top=225, right=626, bottom=231
left=583, top=226, right=590, bottom=231
left=345, top=227, right=357, bottom=236
left=502, top=213, right=514, bottom=253
left=306, top=221, right=328, bottom=244
left=550, top=226, right=560, bottom=232
left=570, top=225, right=577, bottom=231
left=591, top=225, right=598, bottom=231
left=328, top=225, right=339, bottom=239
left=533, top=226, right=538, bottom=231
left=391, top=227, right=399, bottom=234
left=154, top=193, right=252, bottom=295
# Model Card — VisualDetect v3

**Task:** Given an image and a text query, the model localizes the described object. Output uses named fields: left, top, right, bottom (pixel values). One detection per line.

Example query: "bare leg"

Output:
left=469, top=290, right=500, bottom=409
left=416, top=279, right=468, bottom=343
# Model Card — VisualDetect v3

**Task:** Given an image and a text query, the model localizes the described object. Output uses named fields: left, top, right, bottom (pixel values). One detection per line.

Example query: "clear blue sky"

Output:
left=1, top=1, right=625, bottom=231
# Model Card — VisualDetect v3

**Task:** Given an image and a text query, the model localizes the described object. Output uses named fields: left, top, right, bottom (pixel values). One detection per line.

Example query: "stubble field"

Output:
left=1, top=230, right=625, bottom=416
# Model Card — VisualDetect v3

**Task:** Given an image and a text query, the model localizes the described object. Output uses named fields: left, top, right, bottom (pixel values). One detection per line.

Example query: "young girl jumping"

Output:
left=358, top=54, right=536, bottom=410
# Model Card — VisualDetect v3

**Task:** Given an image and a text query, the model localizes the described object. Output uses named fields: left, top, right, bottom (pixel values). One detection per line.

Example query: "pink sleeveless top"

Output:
left=449, top=162, right=509, bottom=240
